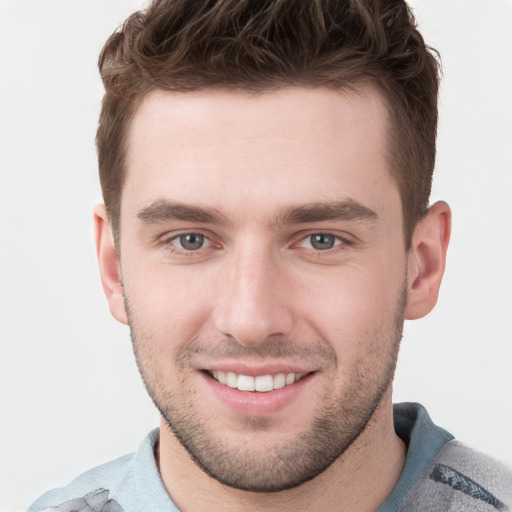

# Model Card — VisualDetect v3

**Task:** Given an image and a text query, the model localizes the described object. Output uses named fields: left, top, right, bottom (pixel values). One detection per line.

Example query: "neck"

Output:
left=158, top=394, right=406, bottom=512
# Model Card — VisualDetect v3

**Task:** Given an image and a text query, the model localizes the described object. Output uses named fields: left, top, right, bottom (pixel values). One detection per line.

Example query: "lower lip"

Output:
left=201, top=372, right=313, bottom=416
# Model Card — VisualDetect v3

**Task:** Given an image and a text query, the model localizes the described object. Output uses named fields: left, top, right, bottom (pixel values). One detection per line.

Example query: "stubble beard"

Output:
left=127, top=283, right=406, bottom=493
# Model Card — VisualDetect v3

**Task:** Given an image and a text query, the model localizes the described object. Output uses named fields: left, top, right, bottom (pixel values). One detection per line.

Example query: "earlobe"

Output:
left=94, top=204, right=128, bottom=325
left=405, top=201, right=451, bottom=320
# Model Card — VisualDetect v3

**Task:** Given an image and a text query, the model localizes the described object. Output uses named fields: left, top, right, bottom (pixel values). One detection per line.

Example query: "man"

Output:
left=28, top=0, right=512, bottom=511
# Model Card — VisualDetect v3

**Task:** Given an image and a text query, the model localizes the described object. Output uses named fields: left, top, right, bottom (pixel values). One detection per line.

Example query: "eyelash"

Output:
left=159, top=230, right=353, bottom=257
left=294, top=231, right=351, bottom=252
left=159, top=231, right=216, bottom=256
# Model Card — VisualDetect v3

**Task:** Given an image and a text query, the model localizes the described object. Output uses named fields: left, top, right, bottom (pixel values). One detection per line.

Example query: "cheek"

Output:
left=122, top=262, right=215, bottom=346
left=296, top=265, right=404, bottom=348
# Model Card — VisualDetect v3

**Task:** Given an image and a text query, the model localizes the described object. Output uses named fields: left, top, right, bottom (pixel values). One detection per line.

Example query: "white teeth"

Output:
left=237, top=374, right=255, bottom=391
left=273, top=373, right=286, bottom=389
left=211, top=371, right=306, bottom=392
left=255, top=375, right=273, bottom=392
left=226, top=371, right=238, bottom=388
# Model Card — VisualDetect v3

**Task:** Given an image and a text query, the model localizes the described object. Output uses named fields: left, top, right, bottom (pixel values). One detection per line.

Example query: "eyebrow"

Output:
left=136, top=198, right=378, bottom=227
left=137, top=200, right=232, bottom=225
left=272, top=199, right=378, bottom=227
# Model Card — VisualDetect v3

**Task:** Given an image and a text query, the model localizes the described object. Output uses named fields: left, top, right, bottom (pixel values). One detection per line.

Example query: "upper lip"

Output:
left=200, top=362, right=316, bottom=376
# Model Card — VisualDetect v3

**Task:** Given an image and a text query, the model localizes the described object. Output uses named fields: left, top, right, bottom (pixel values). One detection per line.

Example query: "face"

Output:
left=117, top=86, right=408, bottom=491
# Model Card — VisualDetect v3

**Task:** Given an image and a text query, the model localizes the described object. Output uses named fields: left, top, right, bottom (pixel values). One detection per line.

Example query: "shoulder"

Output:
left=27, top=428, right=163, bottom=512
left=401, top=440, right=512, bottom=511
left=27, top=452, right=135, bottom=512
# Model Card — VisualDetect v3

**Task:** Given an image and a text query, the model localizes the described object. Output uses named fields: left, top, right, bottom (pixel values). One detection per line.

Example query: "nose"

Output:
left=213, top=244, right=294, bottom=346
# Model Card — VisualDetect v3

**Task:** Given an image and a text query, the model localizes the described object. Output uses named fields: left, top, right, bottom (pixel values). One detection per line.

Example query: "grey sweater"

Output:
left=380, top=403, right=512, bottom=511
left=400, top=439, right=512, bottom=511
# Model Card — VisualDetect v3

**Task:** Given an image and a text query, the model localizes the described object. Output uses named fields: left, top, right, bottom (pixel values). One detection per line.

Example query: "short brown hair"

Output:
left=97, top=0, right=440, bottom=247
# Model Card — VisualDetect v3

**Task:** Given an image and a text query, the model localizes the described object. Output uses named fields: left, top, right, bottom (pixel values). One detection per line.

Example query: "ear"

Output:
left=405, top=201, right=451, bottom=320
left=94, top=204, right=128, bottom=324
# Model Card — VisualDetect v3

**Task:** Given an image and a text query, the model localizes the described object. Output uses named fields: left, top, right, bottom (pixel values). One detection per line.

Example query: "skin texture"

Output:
left=95, top=86, right=451, bottom=511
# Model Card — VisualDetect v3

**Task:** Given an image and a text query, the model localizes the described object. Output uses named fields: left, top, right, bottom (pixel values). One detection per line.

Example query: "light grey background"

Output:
left=1, top=1, right=511, bottom=510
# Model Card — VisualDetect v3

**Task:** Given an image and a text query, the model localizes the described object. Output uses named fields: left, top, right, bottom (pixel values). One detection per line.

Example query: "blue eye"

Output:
left=175, top=233, right=205, bottom=250
left=309, top=234, right=337, bottom=250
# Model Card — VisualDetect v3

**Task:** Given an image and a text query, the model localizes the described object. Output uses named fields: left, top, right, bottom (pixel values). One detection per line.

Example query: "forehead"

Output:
left=123, top=86, right=398, bottom=222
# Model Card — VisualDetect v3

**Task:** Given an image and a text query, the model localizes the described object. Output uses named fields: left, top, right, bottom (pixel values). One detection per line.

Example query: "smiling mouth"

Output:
left=209, top=371, right=307, bottom=392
